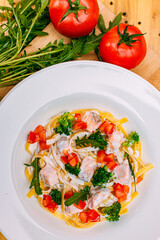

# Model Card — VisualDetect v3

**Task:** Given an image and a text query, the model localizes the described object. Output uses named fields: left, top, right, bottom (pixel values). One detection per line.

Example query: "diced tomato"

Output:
left=104, top=153, right=114, bottom=162
left=114, top=188, right=125, bottom=198
left=47, top=200, right=57, bottom=209
left=99, top=121, right=115, bottom=134
left=68, top=153, right=79, bottom=167
left=113, top=183, right=130, bottom=202
left=105, top=123, right=115, bottom=134
left=118, top=193, right=127, bottom=203
left=97, top=150, right=106, bottom=163
left=136, top=176, right=143, bottom=184
left=74, top=200, right=86, bottom=210
left=38, top=130, right=46, bottom=141
left=42, top=195, right=52, bottom=207
left=123, top=185, right=130, bottom=194
left=34, top=125, right=45, bottom=134
left=60, top=156, right=68, bottom=165
left=99, top=121, right=108, bottom=132
left=69, top=157, right=79, bottom=167
left=73, top=121, right=87, bottom=131
left=42, top=194, right=58, bottom=212
left=64, top=191, right=74, bottom=199
left=39, top=141, right=50, bottom=150
left=114, top=183, right=123, bottom=190
left=27, top=131, right=39, bottom=143
left=88, top=210, right=100, bottom=222
left=68, top=153, right=77, bottom=161
left=79, top=212, right=89, bottom=223
left=106, top=160, right=118, bottom=170
left=104, top=153, right=118, bottom=170
left=75, top=113, right=81, bottom=122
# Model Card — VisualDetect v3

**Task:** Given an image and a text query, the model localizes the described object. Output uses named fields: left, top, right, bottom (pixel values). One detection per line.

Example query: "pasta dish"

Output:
left=25, top=109, right=153, bottom=228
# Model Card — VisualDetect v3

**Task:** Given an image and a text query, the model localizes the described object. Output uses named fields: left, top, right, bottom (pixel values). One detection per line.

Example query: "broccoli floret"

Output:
left=50, top=189, right=61, bottom=205
left=102, top=202, right=121, bottom=222
left=65, top=163, right=80, bottom=176
left=122, top=131, right=139, bottom=147
left=92, top=165, right=112, bottom=187
left=54, top=112, right=75, bottom=135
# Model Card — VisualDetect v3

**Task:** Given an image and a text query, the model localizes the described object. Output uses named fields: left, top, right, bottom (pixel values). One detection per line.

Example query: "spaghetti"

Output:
left=25, top=109, right=153, bottom=228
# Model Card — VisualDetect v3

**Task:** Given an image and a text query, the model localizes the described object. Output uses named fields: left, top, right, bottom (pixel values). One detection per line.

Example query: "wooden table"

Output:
left=0, top=0, right=160, bottom=239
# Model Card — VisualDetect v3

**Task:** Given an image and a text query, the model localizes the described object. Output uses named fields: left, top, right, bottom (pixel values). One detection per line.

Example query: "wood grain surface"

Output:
left=0, top=0, right=160, bottom=239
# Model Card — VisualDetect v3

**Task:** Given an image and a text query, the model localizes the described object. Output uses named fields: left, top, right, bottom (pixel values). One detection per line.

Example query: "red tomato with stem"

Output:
left=99, top=23, right=147, bottom=69
left=49, top=0, right=99, bottom=38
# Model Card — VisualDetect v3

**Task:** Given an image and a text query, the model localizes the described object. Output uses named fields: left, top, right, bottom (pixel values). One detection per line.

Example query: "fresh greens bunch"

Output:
left=65, top=163, right=80, bottom=176
left=102, top=202, right=121, bottom=222
left=92, top=165, right=112, bottom=187
left=50, top=189, right=62, bottom=205
left=76, top=130, right=108, bottom=150
left=55, top=112, right=75, bottom=135
left=0, top=0, right=122, bottom=87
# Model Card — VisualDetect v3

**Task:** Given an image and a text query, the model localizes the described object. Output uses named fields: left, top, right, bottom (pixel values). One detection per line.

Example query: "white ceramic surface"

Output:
left=0, top=61, right=160, bottom=240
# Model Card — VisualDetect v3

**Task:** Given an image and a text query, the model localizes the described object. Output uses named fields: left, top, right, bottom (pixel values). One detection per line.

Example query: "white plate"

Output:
left=0, top=61, right=160, bottom=240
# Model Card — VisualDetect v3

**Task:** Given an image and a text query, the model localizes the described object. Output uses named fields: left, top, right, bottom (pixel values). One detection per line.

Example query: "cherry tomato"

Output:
left=99, top=23, right=147, bottom=69
left=49, top=0, right=99, bottom=38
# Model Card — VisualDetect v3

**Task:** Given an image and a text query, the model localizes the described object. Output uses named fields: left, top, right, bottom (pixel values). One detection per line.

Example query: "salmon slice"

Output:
left=82, top=111, right=102, bottom=133
left=40, top=164, right=59, bottom=187
left=113, top=160, right=131, bottom=185
left=78, top=156, right=96, bottom=182
left=109, top=131, right=124, bottom=150
left=87, top=188, right=110, bottom=209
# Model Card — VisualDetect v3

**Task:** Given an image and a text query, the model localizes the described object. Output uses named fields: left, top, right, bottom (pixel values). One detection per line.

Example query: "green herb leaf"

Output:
left=55, top=112, right=75, bottom=135
left=102, top=201, right=121, bottom=222
left=25, top=158, right=42, bottom=195
left=107, top=12, right=123, bottom=31
left=50, top=189, right=62, bottom=205
left=65, top=186, right=90, bottom=206
left=124, top=152, right=136, bottom=191
left=122, top=131, right=139, bottom=147
left=65, top=163, right=80, bottom=176
left=76, top=130, right=108, bottom=150
left=98, top=14, right=107, bottom=33
left=92, top=165, right=112, bottom=187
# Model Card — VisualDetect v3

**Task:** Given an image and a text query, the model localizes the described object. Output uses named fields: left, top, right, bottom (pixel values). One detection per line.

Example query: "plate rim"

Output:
left=1, top=61, right=160, bottom=109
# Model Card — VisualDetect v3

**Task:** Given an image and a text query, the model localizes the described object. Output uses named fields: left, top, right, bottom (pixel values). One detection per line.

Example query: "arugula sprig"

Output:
left=124, top=152, right=136, bottom=191
left=102, top=202, right=121, bottom=222
left=25, top=158, right=42, bottom=195
left=0, top=12, right=122, bottom=87
left=122, top=131, right=139, bottom=147
left=76, top=130, right=108, bottom=150
left=65, top=186, right=90, bottom=206
left=92, top=165, right=112, bottom=187
left=0, top=0, right=50, bottom=62
left=55, top=112, right=75, bottom=135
